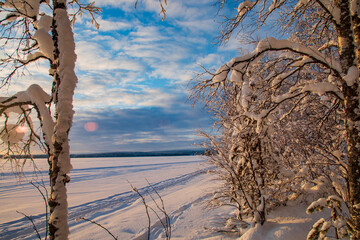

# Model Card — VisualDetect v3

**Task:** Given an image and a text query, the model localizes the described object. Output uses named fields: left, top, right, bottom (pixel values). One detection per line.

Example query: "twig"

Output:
left=30, top=180, right=49, bottom=240
left=146, top=179, right=171, bottom=239
left=16, top=211, right=41, bottom=240
left=128, top=181, right=152, bottom=240
left=76, top=217, right=118, bottom=240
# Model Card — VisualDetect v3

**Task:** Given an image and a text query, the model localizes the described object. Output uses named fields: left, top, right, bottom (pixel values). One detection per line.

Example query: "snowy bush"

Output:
left=307, top=196, right=349, bottom=239
left=190, top=0, right=360, bottom=236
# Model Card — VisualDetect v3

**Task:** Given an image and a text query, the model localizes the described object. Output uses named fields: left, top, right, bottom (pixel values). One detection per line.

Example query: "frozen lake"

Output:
left=0, top=155, right=226, bottom=239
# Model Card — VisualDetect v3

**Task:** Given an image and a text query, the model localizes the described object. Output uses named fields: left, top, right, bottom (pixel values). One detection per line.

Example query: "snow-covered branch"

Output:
left=228, top=37, right=341, bottom=76
left=1, top=84, right=54, bottom=151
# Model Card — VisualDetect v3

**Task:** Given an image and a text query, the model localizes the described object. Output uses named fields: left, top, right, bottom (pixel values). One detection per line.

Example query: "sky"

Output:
left=1, top=0, right=246, bottom=153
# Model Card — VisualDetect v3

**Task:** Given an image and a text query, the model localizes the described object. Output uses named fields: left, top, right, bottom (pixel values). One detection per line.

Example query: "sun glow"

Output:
left=84, top=122, right=98, bottom=132
left=16, top=125, right=29, bottom=134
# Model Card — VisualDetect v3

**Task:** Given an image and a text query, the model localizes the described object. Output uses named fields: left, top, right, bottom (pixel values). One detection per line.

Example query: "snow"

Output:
left=343, top=66, right=359, bottom=86
left=35, top=15, right=52, bottom=32
left=268, top=0, right=285, bottom=12
left=33, top=28, right=54, bottom=60
left=241, top=79, right=251, bottom=110
left=0, top=85, right=53, bottom=147
left=53, top=8, right=78, bottom=173
left=0, top=123, right=25, bottom=145
left=306, top=218, right=325, bottom=239
left=327, top=195, right=342, bottom=204
left=227, top=37, right=342, bottom=74
left=237, top=1, right=255, bottom=17
left=4, top=0, right=40, bottom=18
left=230, top=69, right=242, bottom=83
left=48, top=8, right=78, bottom=237
left=239, top=205, right=328, bottom=240
left=332, top=178, right=348, bottom=202
left=0, top=155, right=331, bottom=240
left=294, top=0, right=310, bottom=11
left=316, top=0, right=341, bottom=24
left=350, top=0, right=360, bottom=15
left=213, top=64, right=229, bottom=83
left=13, top=84, right=54, bottom=149
left=301, top=82, right=343, bottom=98
left=271, top=92, right=298, bottom=104
left=306, top=198, right=327, bottom=213
left=0, top=97, right=25, bottom=115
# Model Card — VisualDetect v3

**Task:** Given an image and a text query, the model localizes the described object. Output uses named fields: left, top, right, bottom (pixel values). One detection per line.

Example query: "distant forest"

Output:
left=1, top=149, right=206, bottom=159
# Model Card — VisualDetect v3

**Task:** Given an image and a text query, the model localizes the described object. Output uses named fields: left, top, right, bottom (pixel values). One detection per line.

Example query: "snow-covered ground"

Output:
left=0, top=156, right=327, bottom=239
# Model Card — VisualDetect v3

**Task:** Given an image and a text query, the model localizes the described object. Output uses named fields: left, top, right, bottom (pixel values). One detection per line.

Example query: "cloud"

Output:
left=70, top=103, right=211, bottom=153
left=73, top=83, right=177, bottom=110
left=217, top=34, right=245, bottom=52
left=129, top=25, right=167, bottom=42
left=0, top=61, right=53, bottom=96
left=175, top=19, right=217, bottom=33
left=149, top=62, right=195, bottom=84
left=90, top=0, right=135, bottom=9
left=195, top=53, right=229, bottom=71
left=91, top=17, right=132, bottom=31
left=75, top=41, right=144, bottom=72
left=0, top=0, right=242, bottom=153
left=143, top=0, right=216, bottom=21
left=90, top=0, right=217, bottom=23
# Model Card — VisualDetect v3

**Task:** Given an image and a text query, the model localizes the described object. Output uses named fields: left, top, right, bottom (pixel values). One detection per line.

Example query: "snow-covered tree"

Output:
left=193, top=0, right=359, bottom=237
left=0, top=1, right=170, bottom=239
left=0, top=1, right=100, bottom=239
left=192, top=72, right=286, bottom=226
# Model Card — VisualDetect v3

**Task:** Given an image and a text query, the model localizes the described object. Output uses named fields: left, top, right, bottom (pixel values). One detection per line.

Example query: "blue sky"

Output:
left=3, top=0, right=245, bottom=153
left=67, top=0, right=246, bottom=153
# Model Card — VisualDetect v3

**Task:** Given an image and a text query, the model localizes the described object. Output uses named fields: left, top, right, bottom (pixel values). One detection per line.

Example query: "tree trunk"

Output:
left=336, top=0, right=360, bottom=237
left=48, top=1, right=77, bottom=239
left=344, top=83, right=360, bottom=239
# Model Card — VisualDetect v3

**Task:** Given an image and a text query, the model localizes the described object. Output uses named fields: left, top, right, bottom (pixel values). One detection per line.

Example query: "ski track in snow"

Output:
left=0, top=159, right=203, bottom=191
left=0, top=165, right=208, bottom=240
left=132, top=192, right=213, bottom=240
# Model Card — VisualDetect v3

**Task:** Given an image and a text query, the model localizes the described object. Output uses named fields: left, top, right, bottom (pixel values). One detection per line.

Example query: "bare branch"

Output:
left=16, top=211, right=42, bottom=240
left=75, top=217, right=118, bottom=240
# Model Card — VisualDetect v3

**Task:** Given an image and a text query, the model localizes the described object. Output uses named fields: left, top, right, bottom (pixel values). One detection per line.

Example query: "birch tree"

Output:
left=191, top=52, right=343, bottom=228
left=0, top=1, right=169, bottom=238
left=0, top=1, right=100, bottom=239
left=193, top=0, right=359, bottom=237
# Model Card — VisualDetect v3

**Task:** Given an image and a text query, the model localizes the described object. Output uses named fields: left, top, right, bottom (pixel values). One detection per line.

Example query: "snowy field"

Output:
left=0, top=156, right=327, bottom=240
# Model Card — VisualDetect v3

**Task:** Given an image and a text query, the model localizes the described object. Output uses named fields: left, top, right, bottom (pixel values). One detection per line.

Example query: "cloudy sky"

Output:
left=2, top=0, right=245, bottom=153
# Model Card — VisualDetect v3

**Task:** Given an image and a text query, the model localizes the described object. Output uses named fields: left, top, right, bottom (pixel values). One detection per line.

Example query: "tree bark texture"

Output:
left=336, top=0, right=360, bottom=237
left=48, top=1, right=75, bottom=239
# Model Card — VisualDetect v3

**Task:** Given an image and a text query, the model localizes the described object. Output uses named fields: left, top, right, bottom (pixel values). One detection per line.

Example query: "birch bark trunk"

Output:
left=336, top=0, right=360, bottom=237
left=48, top=1, right=77, bottom=239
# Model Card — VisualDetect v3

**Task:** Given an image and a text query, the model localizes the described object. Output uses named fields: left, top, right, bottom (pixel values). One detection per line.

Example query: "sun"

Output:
left=84, top=122, right=98, bottom=132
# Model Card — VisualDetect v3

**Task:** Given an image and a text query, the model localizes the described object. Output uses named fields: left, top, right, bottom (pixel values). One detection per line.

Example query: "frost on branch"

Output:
left=0, top=0, right=50, bottom=86
left=307, top=196, right=349, bottom=239
left=307, top=218, right=329, bottom=240
left=31, top=14, right=54, bottom=61
left=237, top=1, right=255, bottom=19
left=1, top=1, right=102, bottom=239
left=0, top=124, right=26, bottom=146
left=201, top=0, right=360, bottom=237
left=3, top=0, right=41, bottom=18
left=191, top=10, right=349, bottom=230
left=0, top=84, right=54, bottom=155
left=44, top=3, right=79, bottom=238
left=52, top=7, right=77, bottom=174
